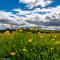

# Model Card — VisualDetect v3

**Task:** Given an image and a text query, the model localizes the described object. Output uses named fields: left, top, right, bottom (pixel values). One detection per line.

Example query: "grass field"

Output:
left=0, top=28, right=60, bottom=60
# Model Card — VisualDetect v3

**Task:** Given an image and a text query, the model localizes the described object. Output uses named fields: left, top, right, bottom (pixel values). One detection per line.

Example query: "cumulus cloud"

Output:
left=0, top=0, right=60, bottom=30
left=0, top=10, right=38, bottom=30
left=13, top=9, right=31, bottom=15
left=13, top=6, right=60, bottom=21
left=13, top=5, right=60, bottom=30
left=0, top=10, right=22, bottom=29
left=0, top=5, right=60, bottom=30
left=19, top=0, right=52, bottom=8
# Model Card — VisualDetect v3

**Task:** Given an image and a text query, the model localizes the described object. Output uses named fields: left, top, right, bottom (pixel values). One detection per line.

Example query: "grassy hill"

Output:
left=0, top=28, right=60, bottom=60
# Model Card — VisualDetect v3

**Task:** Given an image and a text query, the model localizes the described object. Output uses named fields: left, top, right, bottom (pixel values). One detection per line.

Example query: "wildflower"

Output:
left=54, top=35, right=56, bottom=37
left=50, top=48, right=54, bottom=50
left=10, top=52, right=16, bottom=56
left=40, top=36, right=43, bottom=38
left=49, top=35, right=50, bottom=36
left=39, top=33, right=42, bottom=35
left=48, top=48, right=54, bottom=51
left=28, top=39, right=32, bottom=43
left=30, top=28, right=33, bottom=30
left=23, top=49, right=27, bottom=52
left=19, top=29, right=23, bottom=32
left=13, top=32, right=15, bottom=34
left=54, top=41, right=60, bottom=44
left=52, top=39, right=55, bottom=40
left=38, top=32, right=41, bottom=34
left=4, top=31, right=10, bottom=35
left=43, top=33, right=46, bottom=34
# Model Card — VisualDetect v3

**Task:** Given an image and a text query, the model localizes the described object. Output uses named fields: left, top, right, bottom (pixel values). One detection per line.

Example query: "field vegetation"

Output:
left=0, top=28, right=60, bottom=60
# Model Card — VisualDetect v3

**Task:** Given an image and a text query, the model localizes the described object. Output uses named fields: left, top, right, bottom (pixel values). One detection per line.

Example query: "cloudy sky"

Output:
left=0, top=0, right=60, bottom=30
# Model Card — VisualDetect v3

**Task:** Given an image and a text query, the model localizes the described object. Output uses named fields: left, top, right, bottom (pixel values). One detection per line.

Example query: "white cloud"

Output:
left=0, top=10, right=38, bottom=29
left=0, top=0, right=60, bottom=30
left=0, top=10, right=23, bottom=29
left=13, top=6, right=60, bottom=21
left=13, top=5, right=60, bottom=15
left=19, top=0, right=52, bottom=8
left=13, top=9, right=31, bottom=15
left=13, top=5, right=60, bottom=30
left=0, top=6, right=60, bottom=30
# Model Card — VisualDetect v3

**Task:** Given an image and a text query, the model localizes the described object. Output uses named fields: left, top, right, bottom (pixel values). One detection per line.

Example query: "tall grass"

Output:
left=0, top=28, right=60, bottom=60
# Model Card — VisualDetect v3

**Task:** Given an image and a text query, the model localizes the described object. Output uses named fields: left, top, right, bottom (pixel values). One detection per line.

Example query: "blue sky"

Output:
left=0, top=0, right=60, bottom=30
left=0, top=0, right=28, bottom=11
left=49, top=0, right=60, bottom=7
left=0, top=0, right=60, bottom=11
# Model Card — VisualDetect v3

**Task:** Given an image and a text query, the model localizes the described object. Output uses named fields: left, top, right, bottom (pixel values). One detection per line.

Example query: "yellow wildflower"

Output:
left=48, top=48, right=54, bottom=51
left=19, top=29, right=23, bottom=32
left=38, top=34, right=42, bottom=36
left=40, top=36, right=43, bottom=38
left=50, top=48, right=54, bottom=50
left=43, top=33, right=46, bottom=34
left=54, top=41, right=60, bottom=44
left=54, top=35, right=56, bottom=37
left=28, top=39, right=32, bottom=43
left=4, top=31, right=10, bottom=35
left=23, top=49, right=27, bottom=52
left=13, top=32, right=15, bottom=34
left=10, top=52, right=16, bottom=56
left=38, top=32, right=41, bottom=34
left=30, top=28, right=33, bottom=30
left=52, top=39, right=55, bottom=40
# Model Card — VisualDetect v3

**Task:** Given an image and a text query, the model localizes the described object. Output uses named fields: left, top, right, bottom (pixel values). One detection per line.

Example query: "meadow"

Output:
left=0, top=28, right=60, bottom=60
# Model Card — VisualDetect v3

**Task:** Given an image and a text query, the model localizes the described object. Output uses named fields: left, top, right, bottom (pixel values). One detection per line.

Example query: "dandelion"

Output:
left=54, top=35, right=56, bottom=37
left=52, top=39, right=55, bottom=40
left=4, top=31, right=10, bottom=34
left=19, top=29, right=23, bottom=32
left=28, top=39, right=32, bottom=43
left=23, top=49, right=27, bottom=52
left=40, top=36, right=43, bottom=38
left=13, top=32, right=15, bottom=35
left=10, top=52, right=16, bottom=56
left=38, top=32, right=41, bottom=34
left=4, top=31, right=10, bottom=35
left=43, top=33, right=46, bottom=34
left=49, top=34, right=51, bottom=36
left=54, top=41, right=60, bottom=44
left=39, top=33, right=42, bottom=35
left=50, top=48, right=54, bottom=50
left=30, top=28, right=33, bottom=30
left=48, top=48, right=54, bottom=51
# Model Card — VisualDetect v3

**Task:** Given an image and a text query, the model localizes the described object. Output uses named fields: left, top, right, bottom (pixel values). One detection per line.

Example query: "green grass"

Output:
left=0, top=29, right=60, bottom=60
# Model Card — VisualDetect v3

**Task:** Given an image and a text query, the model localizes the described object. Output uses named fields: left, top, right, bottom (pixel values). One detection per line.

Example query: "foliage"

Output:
left=0, top=28, right=60, bottom=60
